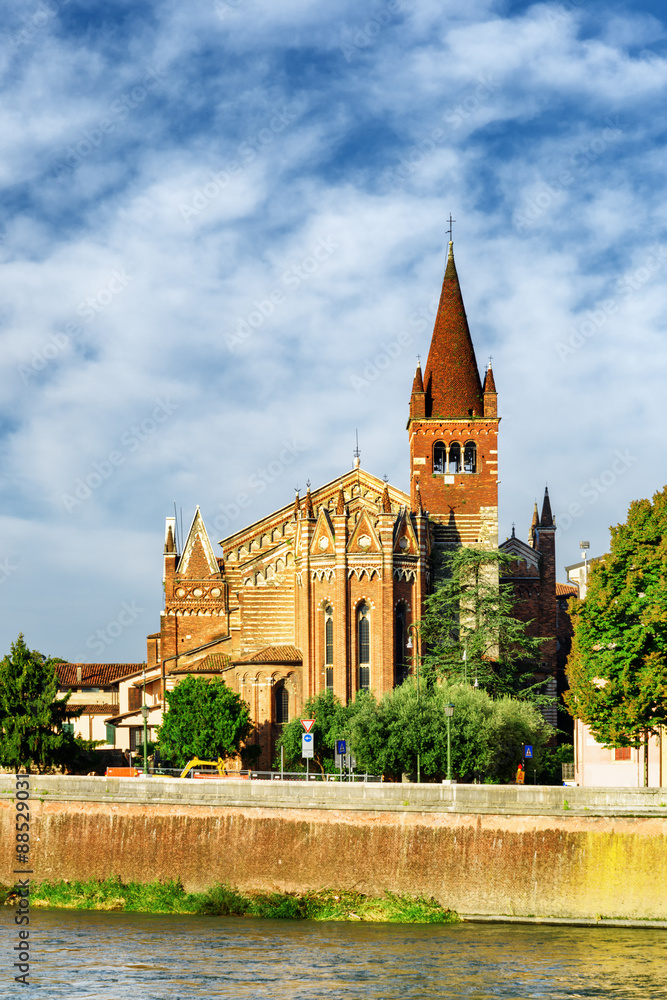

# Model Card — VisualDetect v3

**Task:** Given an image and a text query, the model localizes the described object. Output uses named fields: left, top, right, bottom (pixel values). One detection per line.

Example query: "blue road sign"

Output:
left=302, top=733, right=314, bottom=758
left=336, top=739, right=347, bottom=755
left=524, top=744, right=533, bottom=759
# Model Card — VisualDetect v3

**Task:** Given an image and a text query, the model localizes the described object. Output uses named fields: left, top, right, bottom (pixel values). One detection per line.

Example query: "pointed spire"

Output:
left=483, top=363, right=496, bottom=394
left=336, top=484, right=346, bottom=515
left=540, top=487, right=554, bottom=528
left=165, top=523, right=176, bottom=553
left=381, top=480, right=391, bottom=514
left=411, top=361, right=424, bottom=394
left=293, top=489, right=301, bottom=520
left=422, top=242, right=483, bottom=419
left=304, top=483, right=315, bottom=519
left=529, top=501, right=539, bottom=547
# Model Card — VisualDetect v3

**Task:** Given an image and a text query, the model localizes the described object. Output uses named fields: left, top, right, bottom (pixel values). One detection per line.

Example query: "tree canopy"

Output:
left=0, top=634, right=93, bottom=773
left=420, top=547, right=546, bottom=698
left=157, top=675, right=252, bottom=767
left=564, top=487, right=667, bottom=753
left=275, top=682, right=552, bottom=782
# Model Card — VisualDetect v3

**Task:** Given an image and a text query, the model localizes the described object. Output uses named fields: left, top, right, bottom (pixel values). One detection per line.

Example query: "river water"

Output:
left=3, top=910, right=667, bottom=999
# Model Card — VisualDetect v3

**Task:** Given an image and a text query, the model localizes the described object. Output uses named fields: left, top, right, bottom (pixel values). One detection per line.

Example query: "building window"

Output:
left=129, top=727, right=143, bottom=752
left=275, top=684, right=289, bottom=724
left=105, top=724, right=116, bottom=746
left=395, top=605, right=407, bottom=684
left=325, top=605, right=334, bottom=690
left=448, top=442, right=461, bottom=473
left=358, top=603, right=370, bottom=690
left=62, top=722, right=74, bottom=735
left=615, top=747, right=631, bottom=761
left=433, top=442, right=446, bottom=473
left=463, top=441, right=477, bottom=473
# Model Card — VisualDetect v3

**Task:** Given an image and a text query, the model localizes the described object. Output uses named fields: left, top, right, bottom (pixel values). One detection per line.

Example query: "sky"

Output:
left=2, top=0, right=667, bottom=662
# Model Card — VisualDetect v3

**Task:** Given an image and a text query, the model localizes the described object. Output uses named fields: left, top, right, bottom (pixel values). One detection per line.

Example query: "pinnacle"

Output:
left=483, top=364, right=497, bottom=393
left=411, top=362, right=424, bottom=394
left=304, top=485, right=315, bottom=519
left=381, top=482, right=391, bottom=514
left=540, top=487, right=554, bottom=528
left=336, top=484, right=345, bottom=515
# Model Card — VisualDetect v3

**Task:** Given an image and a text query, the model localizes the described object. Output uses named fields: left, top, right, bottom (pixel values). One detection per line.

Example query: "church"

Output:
left=99, top=241, right=574, bottom=766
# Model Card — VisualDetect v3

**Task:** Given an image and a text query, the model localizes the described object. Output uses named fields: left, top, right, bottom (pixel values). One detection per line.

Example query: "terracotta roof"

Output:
left=170, top=652, right=232, bottom=675
left=235, top=645, right=302, bottom=665
left=79, top=703, right=120, bottom=715
left=56, top=663, right=144, bottom=687
left=423, top=243, right=484, bottom=419
left=556, top=583, right=578, bottom=597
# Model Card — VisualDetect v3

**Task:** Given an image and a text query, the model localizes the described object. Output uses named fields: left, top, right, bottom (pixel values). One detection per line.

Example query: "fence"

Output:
left=127, top=766, right=381, bottom=782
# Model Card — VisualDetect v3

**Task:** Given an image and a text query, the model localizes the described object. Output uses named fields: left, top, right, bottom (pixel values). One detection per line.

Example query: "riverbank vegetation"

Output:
left=0, top=878, right=459, bottom=923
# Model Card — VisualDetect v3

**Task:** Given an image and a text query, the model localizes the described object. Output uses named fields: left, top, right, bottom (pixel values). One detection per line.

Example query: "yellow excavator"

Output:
left=179, top=757, right=227, bottom=779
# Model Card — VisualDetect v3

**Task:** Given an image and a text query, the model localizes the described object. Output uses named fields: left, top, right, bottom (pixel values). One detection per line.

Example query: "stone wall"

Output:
left=2, top=776, right=666, bottom=920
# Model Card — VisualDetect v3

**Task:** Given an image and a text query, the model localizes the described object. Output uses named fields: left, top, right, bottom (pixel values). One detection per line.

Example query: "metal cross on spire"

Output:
left=446, top=213, right=456, bottom=242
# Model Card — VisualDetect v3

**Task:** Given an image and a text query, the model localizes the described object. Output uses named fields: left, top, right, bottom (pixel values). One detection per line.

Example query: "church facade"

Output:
left=102, top=241, right=571, bottom=766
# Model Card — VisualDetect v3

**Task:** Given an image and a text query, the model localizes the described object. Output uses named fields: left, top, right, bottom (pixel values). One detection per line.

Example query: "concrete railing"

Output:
left=3, top=774, right=667, bottom=816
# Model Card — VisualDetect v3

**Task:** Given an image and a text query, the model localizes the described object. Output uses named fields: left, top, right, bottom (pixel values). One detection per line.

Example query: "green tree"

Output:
left=348, top=680, right=552, bottom=782
left=0, top=634, right=93, bottom=773
left=274, top=689, right=360, bottom=774
left=156, top=675, right=252, bottom=768
left=564, top=487, right=667, bottom=784
left=420, top=547, right=547, bottom=698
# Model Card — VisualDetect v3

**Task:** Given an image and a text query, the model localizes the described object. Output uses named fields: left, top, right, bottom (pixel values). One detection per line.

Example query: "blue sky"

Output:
left=2, top=0, right=667, bottom=661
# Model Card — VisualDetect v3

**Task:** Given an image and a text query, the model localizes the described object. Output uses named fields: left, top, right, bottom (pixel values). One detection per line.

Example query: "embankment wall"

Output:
left=2, top=776, right=667, bottom=921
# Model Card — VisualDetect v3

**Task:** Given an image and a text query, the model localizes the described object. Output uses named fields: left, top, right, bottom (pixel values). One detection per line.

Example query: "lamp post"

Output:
left=444, top=703, right=454, bottom=783
left=141, top=668, right=149, bottom=776
left=406, top=624, right=421, bottom=783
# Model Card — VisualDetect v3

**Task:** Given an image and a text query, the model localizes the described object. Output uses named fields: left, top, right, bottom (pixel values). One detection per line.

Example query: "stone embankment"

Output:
left=2, top=776, right=666, bottom=922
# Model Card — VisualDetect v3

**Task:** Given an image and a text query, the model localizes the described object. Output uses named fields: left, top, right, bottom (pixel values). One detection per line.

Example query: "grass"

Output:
left=0, top=879, right=459, bottom=923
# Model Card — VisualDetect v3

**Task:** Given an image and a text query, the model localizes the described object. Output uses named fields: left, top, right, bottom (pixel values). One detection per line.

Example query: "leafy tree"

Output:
left=274, top=689, right=359, bottom=774
left=0, top=634, right=93, bottom=773
left=348, top=680, right=552, bottom=783
left=420, top=547, right=547, bottom=698
left=564, top=487, right=667, bottom=784
left=156, top=675, right=252, bottom=768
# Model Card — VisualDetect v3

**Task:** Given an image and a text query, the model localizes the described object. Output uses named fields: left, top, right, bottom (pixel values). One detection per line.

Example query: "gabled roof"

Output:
left=56, top=663, right=143, bottom=687
left=220, top=468, right=409, bottom=552
left=499, top=534, right=540, bottom=572
left=423, top=243, right=484, bottom=419
left=170, top=652, right=233, bottom=675
left=179, top=507, right=221, bottom=577
left=556, top=582, right=578, bottom=597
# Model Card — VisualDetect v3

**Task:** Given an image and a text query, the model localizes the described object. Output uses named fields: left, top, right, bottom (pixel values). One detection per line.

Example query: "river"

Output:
left=3, top=910, right=667, bottom=999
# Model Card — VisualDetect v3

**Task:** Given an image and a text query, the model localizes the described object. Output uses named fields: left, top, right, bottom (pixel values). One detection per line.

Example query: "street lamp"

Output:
left=406, top=624, right=421, bottom=783
left=444, top=703, right=454, bottom=783
left=141, top=665, right=149, bottom=776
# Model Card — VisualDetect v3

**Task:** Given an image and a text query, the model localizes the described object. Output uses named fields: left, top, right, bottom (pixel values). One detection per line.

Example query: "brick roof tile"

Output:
left=423, top=242, right=483, bottom=418
left=56, top=663, right=144, bottom=687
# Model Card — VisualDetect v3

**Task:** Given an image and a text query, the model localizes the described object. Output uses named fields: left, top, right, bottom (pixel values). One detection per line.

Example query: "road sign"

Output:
left=336, top=739, right=346, bottom=755
left=302, top=733, right=314, bottom=759
left=523, top=744, right=533, bottom=759
left=301, top=719, right=315, bottom=733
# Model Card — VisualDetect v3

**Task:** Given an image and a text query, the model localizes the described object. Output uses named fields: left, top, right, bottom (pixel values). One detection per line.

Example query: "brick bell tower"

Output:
left=408, top=241, right=499, bottom=551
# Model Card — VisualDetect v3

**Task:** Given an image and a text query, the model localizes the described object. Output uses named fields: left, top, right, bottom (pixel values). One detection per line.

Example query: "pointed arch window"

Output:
left=464, top=441, right=477, bottom=473
left=395, top=604, right=407, bottom=685
left=448, top=442, right=461, bottom=473
left=433, top=442, right=446, bottom=474
left=324, top=605, right=334, bottom=690
left=275, top=683, right=289, bottom=724
left=357, top=603, right=370, bottom=690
